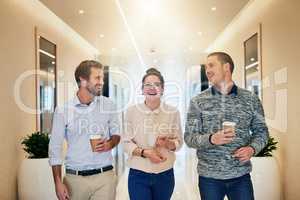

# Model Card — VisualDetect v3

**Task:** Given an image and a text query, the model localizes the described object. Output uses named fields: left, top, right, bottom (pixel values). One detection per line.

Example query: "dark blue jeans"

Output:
left=128, top=168, right=175, bottom=200
left=198, top=174, right=254, bottom=200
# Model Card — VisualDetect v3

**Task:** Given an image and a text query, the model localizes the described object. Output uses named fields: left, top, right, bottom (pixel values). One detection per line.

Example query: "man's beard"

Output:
left=94, top=90, right=101, bottom=96
left=87, top=86, right=101, bottom=96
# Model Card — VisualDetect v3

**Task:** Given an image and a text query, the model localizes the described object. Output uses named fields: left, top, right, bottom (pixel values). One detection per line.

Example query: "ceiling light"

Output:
left=100, top=34, right=104, bottom=38
left=211, top=7, right=217, bottom=11
left=111, top=48, right=116, bottom=51
left=189, top=47, right=193, bottom=51
left=197, top=32, right=203, bottom=36
left=153, top=59, right=158, bottom=63
left=51, top=61, right=55, bottom=65
left=78, top=10, right=85, bottom=14
left=250, top=57, right=256, bottom=62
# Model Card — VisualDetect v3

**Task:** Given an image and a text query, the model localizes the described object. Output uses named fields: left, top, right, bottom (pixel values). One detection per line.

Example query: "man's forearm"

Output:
left=52, top=165, right=63, bottom=184
left=184, top=132, right=213, bottom=149
left=109, top=135, right=120, bottom=149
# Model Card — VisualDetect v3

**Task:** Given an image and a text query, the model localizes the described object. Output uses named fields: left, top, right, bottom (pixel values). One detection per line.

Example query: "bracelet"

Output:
left=209, top=134, right=215, bottom=145
left=141, top=149, right=146, bottom=158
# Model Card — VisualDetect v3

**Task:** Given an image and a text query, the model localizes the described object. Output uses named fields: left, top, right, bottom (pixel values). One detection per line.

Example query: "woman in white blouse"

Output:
left=123, top=68, right=183, bottom=200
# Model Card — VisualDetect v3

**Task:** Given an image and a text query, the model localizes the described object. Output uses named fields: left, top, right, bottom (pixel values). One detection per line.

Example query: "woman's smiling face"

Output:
left=143, top=75, right=163, bottom=100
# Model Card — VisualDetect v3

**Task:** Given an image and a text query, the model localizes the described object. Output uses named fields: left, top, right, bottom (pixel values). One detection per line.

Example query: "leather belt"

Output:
left=66, top=165, right=113, bottom=176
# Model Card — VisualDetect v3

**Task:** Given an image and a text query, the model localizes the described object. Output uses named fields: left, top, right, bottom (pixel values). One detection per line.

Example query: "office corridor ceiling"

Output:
left=39, top=0, right=249, bottom=59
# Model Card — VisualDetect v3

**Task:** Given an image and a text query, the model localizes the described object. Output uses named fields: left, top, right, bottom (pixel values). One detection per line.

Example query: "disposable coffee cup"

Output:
left=90, top=134, right=102, bottom=152
left=222, top=121, right=236, bottom=134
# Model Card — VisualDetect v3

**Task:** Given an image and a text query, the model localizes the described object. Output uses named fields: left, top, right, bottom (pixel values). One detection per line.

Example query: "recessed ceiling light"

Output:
left=51, top=61, right=55, bottom=65
left=197, top=32, right=203, bottom=36
left=111, top=48, right=116, bottom=51
left=78, top=10, right=85, bottom=14
left=189, top=47, right=193, bottom=51
left=250, top=57, right=256, bottom=62
left=100, top=34, right=104, bottom=38
left=211, top=7, right=217, bottom=11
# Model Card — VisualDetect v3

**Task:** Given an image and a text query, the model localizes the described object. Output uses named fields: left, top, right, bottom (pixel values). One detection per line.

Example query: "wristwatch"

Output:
left=141, top=149, right=146, bottom=158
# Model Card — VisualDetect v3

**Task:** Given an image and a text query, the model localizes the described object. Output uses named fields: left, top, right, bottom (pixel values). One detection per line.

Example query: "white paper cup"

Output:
left=89, top=134, right=102, bottom=152
left=222, top=121, right=236, bottom=133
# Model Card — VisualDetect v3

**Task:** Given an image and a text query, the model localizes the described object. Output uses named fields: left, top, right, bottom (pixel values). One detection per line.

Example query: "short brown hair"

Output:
left=208, top=52, right=234, bottom=73
left=142, top=67, right=165, bottom=89
left=74, top=60, right=103, bottom=87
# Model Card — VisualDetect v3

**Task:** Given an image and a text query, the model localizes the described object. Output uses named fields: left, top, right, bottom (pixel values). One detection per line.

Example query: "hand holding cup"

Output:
left=90, top=134, right=111, bottom=153
left=210, top=122, right=236, bottom=145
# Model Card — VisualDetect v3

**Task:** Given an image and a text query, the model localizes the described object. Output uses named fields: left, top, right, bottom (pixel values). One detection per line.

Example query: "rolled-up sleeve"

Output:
left=249, top=95, right=269, bottom=155
left=184, top=98, right=214, bottom=150
left=48, top=107, right=65, bottom=166
left=122, top=109, right=138, bottom=157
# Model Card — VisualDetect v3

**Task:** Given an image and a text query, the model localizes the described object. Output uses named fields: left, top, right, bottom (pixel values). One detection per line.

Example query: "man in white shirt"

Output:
left=49, top=60, right=120, bottom=200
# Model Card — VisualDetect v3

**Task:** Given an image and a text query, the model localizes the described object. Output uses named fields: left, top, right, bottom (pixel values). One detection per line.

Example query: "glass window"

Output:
left=244, top=32, right=261, bottom=98
left=38, top=37, right=57, bottom=133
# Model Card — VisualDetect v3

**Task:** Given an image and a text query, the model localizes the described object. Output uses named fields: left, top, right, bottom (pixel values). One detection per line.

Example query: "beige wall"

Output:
left=208, top=0, right=300, bottom=199
left=0, top=0, right=98, bottom=199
